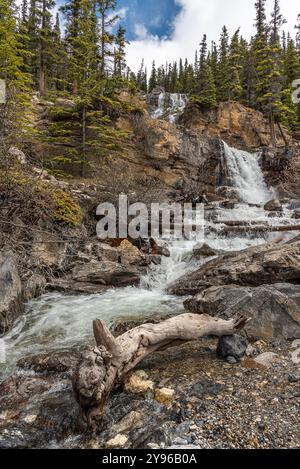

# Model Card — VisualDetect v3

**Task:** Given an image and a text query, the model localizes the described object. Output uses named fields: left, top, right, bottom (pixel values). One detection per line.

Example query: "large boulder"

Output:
left=0, top=252, right=24, bottom=334
left=264, top=199, right=282, bottom=212
left=184, top=283, right=300, bottom=341
left=169, top=240, right=300, bottom=296
left=71, top=260, right=142, bottom=287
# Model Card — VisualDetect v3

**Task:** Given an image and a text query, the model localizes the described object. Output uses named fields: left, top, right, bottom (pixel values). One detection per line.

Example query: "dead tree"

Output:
left=73, top=313, right=249, bottom=430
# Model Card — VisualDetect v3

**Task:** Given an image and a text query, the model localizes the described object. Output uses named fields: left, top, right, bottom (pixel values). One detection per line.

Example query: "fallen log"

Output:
left=73, top=313, right=249, bottom=430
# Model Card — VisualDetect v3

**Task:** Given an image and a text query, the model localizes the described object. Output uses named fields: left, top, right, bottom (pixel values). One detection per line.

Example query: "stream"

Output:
left=0, top=99, right=298, bottom=380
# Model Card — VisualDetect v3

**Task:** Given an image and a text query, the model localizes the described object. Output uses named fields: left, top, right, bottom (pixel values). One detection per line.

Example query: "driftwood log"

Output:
left=73, top=313, right=249, bottom=430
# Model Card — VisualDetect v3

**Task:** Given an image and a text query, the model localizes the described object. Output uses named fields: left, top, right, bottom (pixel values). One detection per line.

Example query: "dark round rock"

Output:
left=217, top=334, right=248, bottom=360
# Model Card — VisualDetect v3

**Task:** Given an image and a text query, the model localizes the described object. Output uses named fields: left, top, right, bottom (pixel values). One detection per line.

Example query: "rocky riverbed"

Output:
left=0, top=336, right=299, bottom=449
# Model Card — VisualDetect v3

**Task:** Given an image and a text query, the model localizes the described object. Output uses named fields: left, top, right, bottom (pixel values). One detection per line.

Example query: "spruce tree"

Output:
left=149, top=61, right=157, bottom=92
left=96, top=0, right=118, bottom=76
left=114, top=25, right=127, bottom=77
left=0, top=0, right=31, bottom=156
left=216, top=26, right=230, bottom=101
left=228, top=29, right=243, bottom=101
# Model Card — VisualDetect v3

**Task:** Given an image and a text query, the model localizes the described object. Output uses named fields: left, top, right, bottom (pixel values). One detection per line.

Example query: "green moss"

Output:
left=0, top=169, right=83, bottom=228
left=51, top=189, right=83, bottom=227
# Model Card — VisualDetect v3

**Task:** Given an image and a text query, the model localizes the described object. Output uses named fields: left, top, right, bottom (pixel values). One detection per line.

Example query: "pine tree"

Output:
left=228, top=29, right=243, bottom=101
left=96, top=0, right=118, bottom=76
left=114, top=25, right=127, bottom=77
left=216, top=26, right=230, bottom=101
left=193, top=63, right=217, bottom=109
left=0, top=0, right=31, bottom=155
left=296, top=14, right=300, bottom=55
left=136, top=59, right=147, bottom=93
left=149, top=61, right=157, bottom=92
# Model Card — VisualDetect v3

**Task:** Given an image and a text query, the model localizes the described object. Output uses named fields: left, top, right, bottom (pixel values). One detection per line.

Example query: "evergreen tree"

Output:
left=114, top=25, right=127, bottom=77
left=136, top=59, right=147, bottom=93
left=149, top=61, right=157, bottom=91
left=216, top=26, right=230, bottom=101
left=228, top=29, right=243, bottom=101
left=296, top=14, right=300, bottom=55
left=194, top=62, right=217, bottom=109
left=96, top=0, right=118, bottom=76
left=0, top=0, right=31, bottom=153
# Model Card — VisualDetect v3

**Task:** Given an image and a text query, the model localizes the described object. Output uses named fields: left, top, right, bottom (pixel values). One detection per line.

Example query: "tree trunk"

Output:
left=73, top=313, right=249, bottom=430
left=39, top=0, right=46, bottom=96
left=81, top=106, right=86, bottom=177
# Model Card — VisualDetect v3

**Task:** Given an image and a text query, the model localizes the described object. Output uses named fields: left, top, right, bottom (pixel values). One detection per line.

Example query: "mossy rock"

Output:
left=0, top=168, right=83, bottom=228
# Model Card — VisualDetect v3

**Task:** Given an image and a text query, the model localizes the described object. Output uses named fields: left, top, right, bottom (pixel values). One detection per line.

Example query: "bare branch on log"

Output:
left=73, top=313, right=249, bottom=430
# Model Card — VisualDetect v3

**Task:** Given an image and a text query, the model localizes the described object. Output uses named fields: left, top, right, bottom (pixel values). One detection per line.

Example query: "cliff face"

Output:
left=180, top=101, right=292, bottom=150
left=25, top=93, right=300, bottom=201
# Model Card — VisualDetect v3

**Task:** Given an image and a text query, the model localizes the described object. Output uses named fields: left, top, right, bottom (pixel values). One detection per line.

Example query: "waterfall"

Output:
left=151, top=92, right=188, bottom=123
left=168, top=94, right=188, bottom=123
left=151, top=93, right=166, bottom=119
left=223, top=142, right=275, bottom=205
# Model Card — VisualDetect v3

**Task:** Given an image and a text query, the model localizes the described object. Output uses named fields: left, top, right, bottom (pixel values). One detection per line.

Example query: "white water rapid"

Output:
left=0, top=141, right=297, bottom=378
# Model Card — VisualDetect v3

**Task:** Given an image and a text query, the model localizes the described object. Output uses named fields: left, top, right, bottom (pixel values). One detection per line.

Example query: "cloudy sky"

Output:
left=116, top=0, right=299, bottom=72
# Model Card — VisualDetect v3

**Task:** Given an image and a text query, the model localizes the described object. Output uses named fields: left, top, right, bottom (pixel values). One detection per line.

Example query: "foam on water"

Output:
left=0, top=143, right=297, bottom=377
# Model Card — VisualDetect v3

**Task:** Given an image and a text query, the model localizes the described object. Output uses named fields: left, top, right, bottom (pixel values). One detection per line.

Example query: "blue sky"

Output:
left=117, top=0, right=181, bottom=40
left=51, top=0, right=299, bottom=72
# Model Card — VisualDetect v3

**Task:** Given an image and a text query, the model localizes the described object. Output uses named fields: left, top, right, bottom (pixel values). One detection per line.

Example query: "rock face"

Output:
left=31, top=233, right=68, bottom=269
left=169, top=240, right=300, bottom=296
left=184, top=283, right=300, bottom=340
left=0, top=252, right=24, bottom=334
left=180, top=101, right=291, bottom=150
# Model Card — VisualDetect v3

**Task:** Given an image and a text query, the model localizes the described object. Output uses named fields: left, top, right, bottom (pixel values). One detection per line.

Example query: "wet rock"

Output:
left=71, top=260, right=142, bottom=287
left=154, top=388, right=175, bottom=406
left=264, top=199, right=283, bottom=212
left=217, top=335, right=248, bottom=361
left=118, top=239, right=145, bottom=265
left=22, top=274, right=46, bottom=302
left=17, top=351, right=80, bottom=374
left=216, top=186, right=242, bottom=201
left=192, top=243, right=219, bottom=258
left=293, top=210, right=300, bottom=220
left=184, top=284, right=300, bottom=341
left=170, top=240, right=300, bottom=296
left=0, top=251, right=24, bottom=334
left=124, top=371, right=154, bottom=394
left=150, top=239, right=170, bottom=257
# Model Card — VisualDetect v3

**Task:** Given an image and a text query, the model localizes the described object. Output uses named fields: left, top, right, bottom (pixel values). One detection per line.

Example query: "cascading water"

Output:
left=0, top=142, right=296, bottom=379
left=151, top=92, right=188, bottom=123
left=222, top=142, right=275, bottom=204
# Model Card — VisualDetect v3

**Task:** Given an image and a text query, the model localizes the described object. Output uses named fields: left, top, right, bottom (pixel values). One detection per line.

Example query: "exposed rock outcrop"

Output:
left=180, top=101, right=291, bottom=150
left=184, top=283, right=300, bottom=341
left=169, top=240, right=300, bottom=296
left=0, top=252, right=24, bottom=334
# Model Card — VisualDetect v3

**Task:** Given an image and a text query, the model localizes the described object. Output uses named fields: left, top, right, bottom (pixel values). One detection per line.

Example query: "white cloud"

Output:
left=126, top=0, right=300, bottom=72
